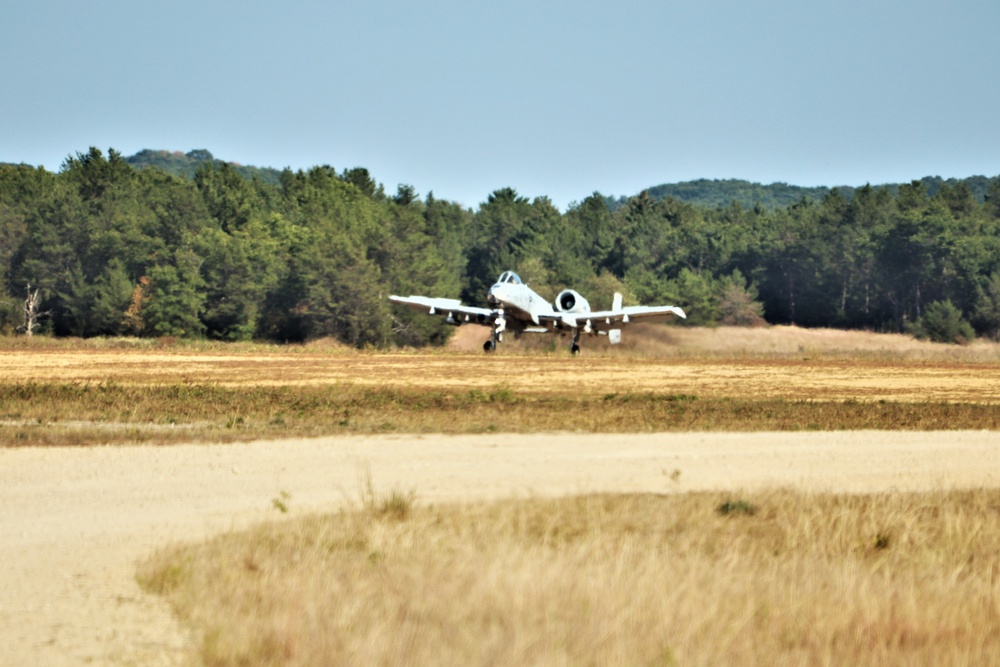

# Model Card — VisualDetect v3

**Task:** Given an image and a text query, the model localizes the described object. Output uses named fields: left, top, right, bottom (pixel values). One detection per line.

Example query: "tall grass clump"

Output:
left=139, top=488, right=1000, bottom=666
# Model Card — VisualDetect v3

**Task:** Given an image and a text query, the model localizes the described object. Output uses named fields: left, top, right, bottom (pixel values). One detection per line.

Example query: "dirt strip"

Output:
left=2, top=431, right=1000, bottom=666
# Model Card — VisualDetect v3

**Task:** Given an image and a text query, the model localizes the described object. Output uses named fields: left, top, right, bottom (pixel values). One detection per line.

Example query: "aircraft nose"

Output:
left=487, top=283, right=508, bottom=306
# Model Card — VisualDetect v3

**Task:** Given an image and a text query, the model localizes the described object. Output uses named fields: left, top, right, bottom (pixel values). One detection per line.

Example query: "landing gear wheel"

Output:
left=484, top=339, right=496, bottom=353
left=571, top=344, right=581, bottom=356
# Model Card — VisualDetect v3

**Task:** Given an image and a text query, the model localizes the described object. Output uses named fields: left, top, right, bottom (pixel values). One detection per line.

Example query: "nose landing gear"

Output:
left=484, top=310, right=506, bottom=353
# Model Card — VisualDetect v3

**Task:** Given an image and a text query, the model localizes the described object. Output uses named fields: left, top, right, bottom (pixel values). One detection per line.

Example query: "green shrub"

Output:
left=716, top=498, right=757, bottom=517
left=910, top=300, right=975, bottom=344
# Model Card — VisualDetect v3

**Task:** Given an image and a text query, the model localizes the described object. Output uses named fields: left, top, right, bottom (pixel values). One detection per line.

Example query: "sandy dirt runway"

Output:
left=3, top=431, right=1000, bottom=666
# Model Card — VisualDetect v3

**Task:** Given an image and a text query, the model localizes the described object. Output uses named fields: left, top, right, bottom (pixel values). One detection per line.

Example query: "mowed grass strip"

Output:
left=138, top=489, right=1000, bottom=666
left=2, top=383, right=1000, bottom=446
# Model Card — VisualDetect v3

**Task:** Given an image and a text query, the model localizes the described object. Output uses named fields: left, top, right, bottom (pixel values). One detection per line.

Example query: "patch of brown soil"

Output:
left=448, top=322, right=1000, bottom=361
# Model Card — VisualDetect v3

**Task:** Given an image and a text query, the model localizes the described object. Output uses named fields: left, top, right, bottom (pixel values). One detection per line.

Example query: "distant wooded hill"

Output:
left=607, top=176, right=999, bottom=211
left=122, top=149, right=996, bottom=211
left=125, top=149, right=283, bottom=185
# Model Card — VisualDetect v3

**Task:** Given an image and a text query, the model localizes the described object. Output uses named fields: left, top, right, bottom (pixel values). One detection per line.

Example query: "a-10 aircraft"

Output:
left=389, top=271, right=686, bottom=354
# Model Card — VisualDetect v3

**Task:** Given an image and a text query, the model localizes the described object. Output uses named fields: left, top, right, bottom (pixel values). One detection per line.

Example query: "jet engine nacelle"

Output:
left=554, top=289, right=591, bottom=314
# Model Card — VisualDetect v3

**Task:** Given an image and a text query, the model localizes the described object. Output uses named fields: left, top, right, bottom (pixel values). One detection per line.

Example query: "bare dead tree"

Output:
left=22, top=283, right=47, bottom=337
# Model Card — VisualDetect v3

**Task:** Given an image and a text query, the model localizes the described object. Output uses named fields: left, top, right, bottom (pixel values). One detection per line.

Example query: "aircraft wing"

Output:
left=389, top=295, right=494, bottom=325
left=562, top=305, right=687, bottom=331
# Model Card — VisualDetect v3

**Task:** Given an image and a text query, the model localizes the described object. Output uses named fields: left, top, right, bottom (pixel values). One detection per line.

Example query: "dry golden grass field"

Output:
left=2, top=325, right=1000, bottom=666
left=2, top=325, right=1000, bottom=447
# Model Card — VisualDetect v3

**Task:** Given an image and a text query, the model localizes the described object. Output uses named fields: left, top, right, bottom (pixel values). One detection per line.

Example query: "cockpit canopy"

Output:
left=496, top=271, right=523, bottom=285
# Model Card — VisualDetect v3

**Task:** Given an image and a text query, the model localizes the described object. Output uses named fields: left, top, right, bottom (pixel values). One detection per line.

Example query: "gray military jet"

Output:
left=389, top=271, right=686, bottom=354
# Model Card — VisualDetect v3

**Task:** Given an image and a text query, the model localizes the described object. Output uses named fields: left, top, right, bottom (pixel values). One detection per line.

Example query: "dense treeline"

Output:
left=1, top=147, right=999, bottom=346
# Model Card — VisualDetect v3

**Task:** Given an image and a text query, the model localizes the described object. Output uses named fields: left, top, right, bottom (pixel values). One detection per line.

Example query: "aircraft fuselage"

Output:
left=487, top=280, right=555, bottom=326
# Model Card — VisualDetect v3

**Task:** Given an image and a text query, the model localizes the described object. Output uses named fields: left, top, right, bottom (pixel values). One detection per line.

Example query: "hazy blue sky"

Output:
left=2, top=0, right=998, bottom=209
